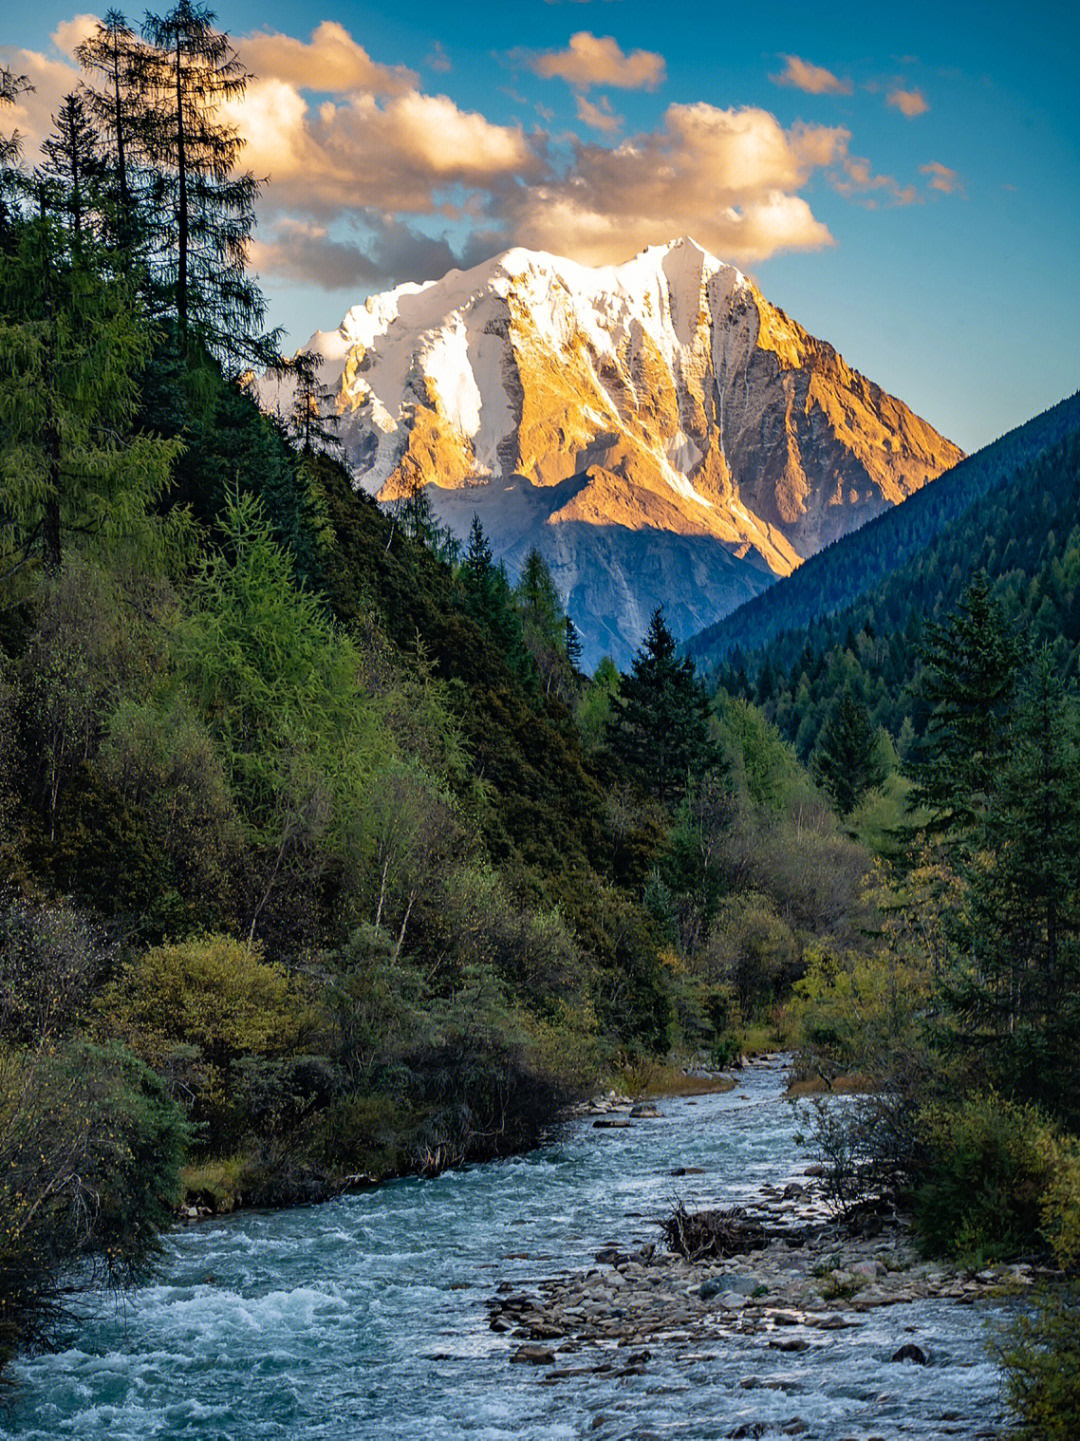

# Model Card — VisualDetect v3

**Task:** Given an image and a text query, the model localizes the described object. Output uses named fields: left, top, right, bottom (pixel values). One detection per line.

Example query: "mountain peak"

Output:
left=268, top=243, right=962, bottom=666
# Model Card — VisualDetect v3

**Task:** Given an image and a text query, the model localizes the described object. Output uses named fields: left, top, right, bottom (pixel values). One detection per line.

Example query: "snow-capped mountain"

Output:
left=272, top=238, right=963, bottom=668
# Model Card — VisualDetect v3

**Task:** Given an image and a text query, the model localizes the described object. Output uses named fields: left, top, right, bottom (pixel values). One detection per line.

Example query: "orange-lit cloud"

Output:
left=528, top=32, right=665, bottom=91
left=887, top=86, right=929, bottom=118
left=921, top=160, right=963, bottom=194
left=239, top=22, right=416, bottom=96
left=501, top=105, right=842, bottom=266
left=833, top=152, right=919, bottom=206
left=576, top=93, right=622, bottom=133
left=771, top=55, right=852, bottom=96
left=0, top=45, right=81, bottom=149
left=6, top=15, right=868, bottom=292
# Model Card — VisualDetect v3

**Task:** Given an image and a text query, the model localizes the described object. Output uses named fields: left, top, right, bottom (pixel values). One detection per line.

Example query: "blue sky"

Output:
left=4, top=0, right=1077, bottom=451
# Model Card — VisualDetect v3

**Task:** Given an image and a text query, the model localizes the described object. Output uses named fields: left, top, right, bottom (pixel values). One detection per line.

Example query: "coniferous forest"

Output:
left=2, top=10, right=1080, bottom=1435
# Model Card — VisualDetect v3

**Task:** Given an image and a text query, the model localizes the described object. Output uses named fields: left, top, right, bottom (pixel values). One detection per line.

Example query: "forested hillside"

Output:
left=688, top=390, right=1080, bottom=665
left=711, top=421, right=1080, bottom=766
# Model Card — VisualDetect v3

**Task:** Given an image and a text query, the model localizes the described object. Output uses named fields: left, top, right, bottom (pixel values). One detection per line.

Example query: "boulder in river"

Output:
left=510, top=1344, right=555, bottom=1364
left=891, top=1342, right=929, bottom=1365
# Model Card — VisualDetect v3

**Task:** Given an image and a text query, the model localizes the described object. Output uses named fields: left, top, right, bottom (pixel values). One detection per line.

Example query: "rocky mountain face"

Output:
left=273, top=238, right=963, bottom=668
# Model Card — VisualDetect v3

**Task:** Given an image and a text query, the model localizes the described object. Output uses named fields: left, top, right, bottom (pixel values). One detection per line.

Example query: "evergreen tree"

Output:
left=912, top=573, right=1023, bottom=836
left=943, top=652, right=1080, bottom=1124
left=140, top=0, right=269, bottom=365
left=0, top=215, right=182, bottom=577
left=38, top=93, right=103, bottom=248
left=609, top=608, right=719, bottom=806
left=0, top=66, right=30, bottom=169
left=0, top=67, right=31, bottom=239
left=75, top=11, right=155, bottom=254
left=813, top=687, right=883, bottom=816
left=284, top=349, right=343, bottom=459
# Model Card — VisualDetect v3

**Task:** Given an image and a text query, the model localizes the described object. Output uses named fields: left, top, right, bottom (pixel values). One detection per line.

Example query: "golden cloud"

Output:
left=887, top=86, right=929, bottom=118
left=529, top=32, right=665, bottom=91
left=921, top=160, right=963, bottom=194
left=770, top=55, right=852, bottom=97
left=238, top=22, right=417, bottom=96
left=576, top=94, right=622, bottom=133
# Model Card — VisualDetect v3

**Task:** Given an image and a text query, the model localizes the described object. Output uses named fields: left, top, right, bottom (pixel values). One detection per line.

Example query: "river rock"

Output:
left=510, top=1344, right=555, bottom=1364
left=594, top=1118, right=632, bottom=1129
left=891, top=1343, right=928, bottom=1364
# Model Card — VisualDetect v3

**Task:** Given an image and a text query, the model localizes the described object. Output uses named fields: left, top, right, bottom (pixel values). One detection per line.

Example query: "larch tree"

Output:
left=0, top=214, right=182, bottom=578
left=140, top=0, right=270, bottom=365
left=75, top=10, right=155, bottom=254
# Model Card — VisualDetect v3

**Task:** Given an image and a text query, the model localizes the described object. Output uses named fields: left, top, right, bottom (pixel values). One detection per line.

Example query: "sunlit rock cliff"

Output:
left=271, top=238, right=963, bottom=667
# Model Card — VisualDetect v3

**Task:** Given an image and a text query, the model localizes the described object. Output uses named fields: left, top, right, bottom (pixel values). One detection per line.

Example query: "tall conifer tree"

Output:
left=610, top=608, right=718, bottom=806
left=140, top=0, right=269, bottom=364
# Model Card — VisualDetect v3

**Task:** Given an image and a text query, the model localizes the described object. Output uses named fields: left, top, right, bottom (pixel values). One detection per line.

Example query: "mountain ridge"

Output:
left=265, top=238, right=963, bottom=666
left=686, top=389, right=1080, bottom=667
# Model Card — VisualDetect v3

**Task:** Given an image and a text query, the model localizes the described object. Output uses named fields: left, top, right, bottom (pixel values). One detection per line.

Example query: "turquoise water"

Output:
left=0, top=1058, right=1005, bottom=1439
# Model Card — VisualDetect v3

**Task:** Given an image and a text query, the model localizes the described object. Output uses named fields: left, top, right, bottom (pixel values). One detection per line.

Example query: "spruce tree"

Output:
left=284, top=350, right=343, bottom=459
left=912, top=572, right=1023, bottom=836
left=813, top=687, right=882, bottom=816
left=609, top=608, right=719, bottom=806
left=944, top=651, right=1080, bottom=1124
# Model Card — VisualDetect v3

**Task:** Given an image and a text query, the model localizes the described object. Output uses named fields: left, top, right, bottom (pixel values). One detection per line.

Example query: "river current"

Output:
left=1, top=1056, right=1006, bottom=1440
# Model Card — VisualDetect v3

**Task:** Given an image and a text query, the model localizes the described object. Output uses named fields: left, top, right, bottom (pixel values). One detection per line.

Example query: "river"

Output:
left=0, top=1056, right=1006, bottom=1440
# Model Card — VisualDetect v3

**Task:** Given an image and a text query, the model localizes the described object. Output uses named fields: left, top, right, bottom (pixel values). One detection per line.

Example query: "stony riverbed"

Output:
left=0, top=1054, right=1016, bottom=1441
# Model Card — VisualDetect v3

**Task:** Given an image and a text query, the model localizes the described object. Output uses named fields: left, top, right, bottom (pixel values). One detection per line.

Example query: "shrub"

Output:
left=1041, top=1146, right=1080, bottom=1271
left=706, top=891, right=800, bottom=1016
left=999, top=1284, right=1080, bottom=1440
left=0, top=897, right=115, bottom=1044
left=98, top=934, right=316, bottom=1142
left=0, top=1040, right=188, bottom=1366
left=913, top=1093, right=1058, bottom=1263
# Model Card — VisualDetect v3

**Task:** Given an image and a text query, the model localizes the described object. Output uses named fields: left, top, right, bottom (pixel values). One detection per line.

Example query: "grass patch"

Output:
left=609, top=1057, right=736, bottom=1099
left=181, top=1152, right=259, bottom=1213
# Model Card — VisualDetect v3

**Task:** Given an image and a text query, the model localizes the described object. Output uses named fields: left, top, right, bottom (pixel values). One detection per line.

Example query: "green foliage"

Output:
left=1000, top=1285, right=1080, bottom=1441
left=912, top=573, right=1023, bottom=833
left=0, top=1038, right=188, bottom=1363
left=690, top=389, right=1080, bottom=664
left=706, top=420, right=1080, bottom=770
left=99, top=933, right=314, bottom=1139
left=813, top=687, right=885, bottom=816
left=706, top=892, right=799, bottom=1015
left=609, top=608, right=720, bottom=806
left=0, top=217, right=183, bottom=578
left=913, top=1093, right=1058, bottom=1263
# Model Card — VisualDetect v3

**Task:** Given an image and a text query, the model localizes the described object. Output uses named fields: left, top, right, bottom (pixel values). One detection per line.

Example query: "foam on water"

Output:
left=0, top=1059, right=1007, bottom=1440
